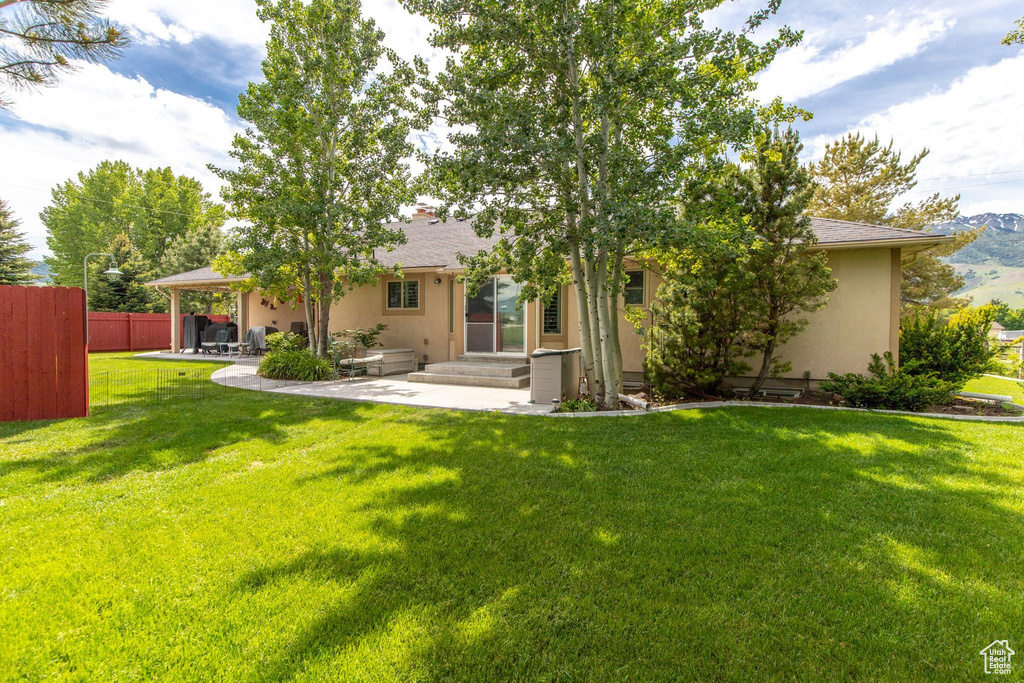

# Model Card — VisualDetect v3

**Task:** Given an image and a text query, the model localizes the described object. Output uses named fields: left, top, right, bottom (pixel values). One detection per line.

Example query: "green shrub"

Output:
left=821, top=352, right=957, bottom=411
left=266, top=331, right=309, bottom=353
left=332, top=323, right=388, bottom=352
left=258, top=349, right=333, bottom=382
left=900, top=306, right=999, bottom=388
left=557, top=396, right=597, bottom=413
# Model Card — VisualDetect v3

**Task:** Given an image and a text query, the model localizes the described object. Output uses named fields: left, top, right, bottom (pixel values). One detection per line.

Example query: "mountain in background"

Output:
left=929, top=213, right=1024, bottom=307
left=930, top=213, right=1023, bottom=267
left=30, top=261, right=51, bottom=283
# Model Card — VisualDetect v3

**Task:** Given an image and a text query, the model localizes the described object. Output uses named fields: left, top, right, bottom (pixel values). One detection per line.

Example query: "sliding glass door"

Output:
left=465, top=277, right=495, bottom=353
left=465, top=276, right=526, bottom=355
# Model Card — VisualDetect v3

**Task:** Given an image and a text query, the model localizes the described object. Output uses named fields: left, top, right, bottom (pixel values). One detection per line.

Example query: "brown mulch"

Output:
left=622, top=391, right=1020, bottom=416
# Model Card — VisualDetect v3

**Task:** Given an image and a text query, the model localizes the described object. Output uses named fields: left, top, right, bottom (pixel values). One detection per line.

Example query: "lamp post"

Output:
left=83, top=253, right=122, bottom=343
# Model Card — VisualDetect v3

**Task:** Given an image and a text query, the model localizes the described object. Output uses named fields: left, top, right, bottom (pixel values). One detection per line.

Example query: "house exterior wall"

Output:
left=547, top=247, right=898, bottom=383
left=244, top=246, right=900, bottom=383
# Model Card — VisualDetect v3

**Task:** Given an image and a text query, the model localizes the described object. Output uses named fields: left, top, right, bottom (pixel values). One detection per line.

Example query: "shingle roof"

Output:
left=146, top=266, right=249, bottom=286
left=148, top=215, right=951, bottom=285
left=378, top=216, right=948, bottom=268
left=375, top=217, right=501, bottom=269
left=808, top=217, right=945, bottom=245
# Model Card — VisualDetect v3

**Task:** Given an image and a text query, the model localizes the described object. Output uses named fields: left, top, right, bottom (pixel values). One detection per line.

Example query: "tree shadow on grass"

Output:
left=229, top=407, right=1024, bottom=680
left=0, top=388, right=372, bottom=488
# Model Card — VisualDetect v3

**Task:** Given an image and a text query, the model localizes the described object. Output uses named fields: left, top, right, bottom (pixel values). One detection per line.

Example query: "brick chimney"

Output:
left=412, top=203, right=436, bottom=221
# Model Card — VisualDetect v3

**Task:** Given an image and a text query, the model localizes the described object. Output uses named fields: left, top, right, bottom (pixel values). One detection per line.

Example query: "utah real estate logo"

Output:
left=980, top=640, right=1014, bottom=675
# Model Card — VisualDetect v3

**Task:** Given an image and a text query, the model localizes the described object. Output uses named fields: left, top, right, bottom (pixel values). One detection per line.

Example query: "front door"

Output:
left=465, top=276, right=526, bottom=355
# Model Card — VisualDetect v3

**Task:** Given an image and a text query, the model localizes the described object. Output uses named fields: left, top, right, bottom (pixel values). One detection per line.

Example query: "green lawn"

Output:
left=1, top=353, right=1022, bottom=679
left=964, top=374, right=1024, bottom=406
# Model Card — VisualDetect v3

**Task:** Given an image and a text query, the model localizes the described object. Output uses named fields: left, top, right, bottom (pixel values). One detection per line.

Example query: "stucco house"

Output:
left=147, top=208, right=953, bottom=390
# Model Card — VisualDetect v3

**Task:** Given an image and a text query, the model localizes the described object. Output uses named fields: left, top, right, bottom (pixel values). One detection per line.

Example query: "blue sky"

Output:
left=1, top=0, right=1022, bottom=258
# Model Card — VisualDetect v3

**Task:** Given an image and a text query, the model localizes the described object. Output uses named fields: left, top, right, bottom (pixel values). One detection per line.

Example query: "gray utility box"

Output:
left=530, top=348, right=583, bottom=404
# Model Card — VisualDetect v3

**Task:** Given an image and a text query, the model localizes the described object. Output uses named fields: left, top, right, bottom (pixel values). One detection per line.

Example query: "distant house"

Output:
left=998, top=329, right=1024, bottom=343
left=149, top=210, right=954, bottom=390
left=990, top=321, right=1005, bottom=336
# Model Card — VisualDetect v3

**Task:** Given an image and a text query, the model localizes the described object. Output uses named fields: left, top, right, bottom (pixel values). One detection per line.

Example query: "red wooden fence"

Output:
left=0, top=285, right=89, bottom=422
left=88, top=313, right=232, bottom=352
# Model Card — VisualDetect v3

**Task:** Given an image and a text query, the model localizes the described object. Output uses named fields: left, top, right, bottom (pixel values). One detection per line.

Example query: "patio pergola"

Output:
left=146, top=266, right=251, bottom=353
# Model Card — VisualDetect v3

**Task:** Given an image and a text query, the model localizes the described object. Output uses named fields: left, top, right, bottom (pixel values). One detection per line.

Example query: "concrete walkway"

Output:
left=133, top=352, right=551, bottom=414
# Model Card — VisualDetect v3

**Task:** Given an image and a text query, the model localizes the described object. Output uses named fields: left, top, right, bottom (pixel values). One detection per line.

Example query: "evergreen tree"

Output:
left=739, top=127, right=836, bottom=397
left=0, top=0, right=128, bottom=108
left=0, top=198, right=36, bottom=285
left=88, top=232, right=155, bottom=312
left=809, top=133, right=976, bottom=311
left=646, top=220, right=758, bottom=398
left=158, top=224, right=225, bottom=314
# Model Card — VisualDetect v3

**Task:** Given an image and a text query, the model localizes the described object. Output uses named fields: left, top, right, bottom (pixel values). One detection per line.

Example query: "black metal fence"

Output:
left=90, top=368, right=213, bottom=408
left=88, top=361, right=316, bottom=409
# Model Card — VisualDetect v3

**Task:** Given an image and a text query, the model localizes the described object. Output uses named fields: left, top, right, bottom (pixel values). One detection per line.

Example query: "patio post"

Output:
left=236, top=290, right=248, bottom=340
left=170, top=288, right=181, bottom=353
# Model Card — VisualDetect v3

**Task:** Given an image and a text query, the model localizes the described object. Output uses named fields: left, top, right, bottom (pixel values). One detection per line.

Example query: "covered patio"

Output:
left=146, top=267, right=252, bottom=354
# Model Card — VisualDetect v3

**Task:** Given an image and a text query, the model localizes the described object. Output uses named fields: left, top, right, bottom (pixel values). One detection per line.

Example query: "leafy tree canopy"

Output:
left=1004, top=16, right=1023, bottom=45
left=0, top=197, right=37, bottom=285
left=213, top=0, right=426, bottom=356
left=43, top=160, right=227, bottom=287
left=404, top=0, right=801, bottom=406
left=0, top=0, right=128, bottom=107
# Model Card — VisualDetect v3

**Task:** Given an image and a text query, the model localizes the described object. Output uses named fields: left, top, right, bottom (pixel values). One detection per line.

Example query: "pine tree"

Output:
left=0, top=0, right=128, bottom=108
left=740, top=127, right=837, bottom=397
left=809, top=133, right=976, bottom=312
left=158, top=224, right=225, bottom=313
left=88, top=233, right=155, bottom=312
left=0, top=198, right=36, bottom=285
left=647, top=219, right=758, bottom=398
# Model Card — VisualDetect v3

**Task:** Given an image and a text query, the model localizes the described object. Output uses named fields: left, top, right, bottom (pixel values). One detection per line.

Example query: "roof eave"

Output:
left=809, top=235, right=957, bottom=253
left=145, top=276, right=250, bottom=288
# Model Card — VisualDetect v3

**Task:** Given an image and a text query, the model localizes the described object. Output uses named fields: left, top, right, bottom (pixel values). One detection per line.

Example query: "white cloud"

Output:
left=107, top=0, right=267, bottom=49
left=756, top=10, right=955, bottom=102
left=0, top=63, right=240, bottom=258
left=106, top=0, right=443, bottom=68
left=809, top=52, right=1024, bottom=215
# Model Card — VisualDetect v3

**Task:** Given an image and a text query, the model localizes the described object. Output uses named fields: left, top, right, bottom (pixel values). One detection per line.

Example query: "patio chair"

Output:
left=223, top=336, right=242, bottom=358
left=331, top=341, right=384, bottom=381
left=202, top=329, right=230, bottom=355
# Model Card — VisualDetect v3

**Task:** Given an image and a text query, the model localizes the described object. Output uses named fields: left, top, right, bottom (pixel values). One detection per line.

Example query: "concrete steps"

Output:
left=408, top=359, right=531, bottom=389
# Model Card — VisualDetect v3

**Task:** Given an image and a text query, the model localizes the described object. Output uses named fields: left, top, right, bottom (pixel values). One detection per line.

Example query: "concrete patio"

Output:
left=134, top=352, right=553, bottom=415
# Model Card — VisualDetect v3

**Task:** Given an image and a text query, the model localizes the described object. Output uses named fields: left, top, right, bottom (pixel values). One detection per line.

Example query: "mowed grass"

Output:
left=1, top=354, right=1022, bottom=680
left=964, top=374, right=1024, bottom=406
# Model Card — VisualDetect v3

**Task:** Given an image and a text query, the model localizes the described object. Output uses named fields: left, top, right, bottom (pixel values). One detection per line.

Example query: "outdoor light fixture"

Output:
left=433, top=277, right=442, bottom=284
left=83, top=253, right=122, bottom=344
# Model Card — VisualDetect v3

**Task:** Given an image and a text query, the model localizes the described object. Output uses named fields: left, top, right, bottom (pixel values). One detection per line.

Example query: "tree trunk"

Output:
left=584, top=256, right=606, bottom=404
left=301, top=268, right=317, bottom=354
left=748, top=339, right=776, bottom=398
left=609, top=249, right=624, bottom=395
left=316, top=271, right=332, bottom=358
left=595, top=251, right=620, bottom=408
left=570, top=244, right=598, bottom=397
